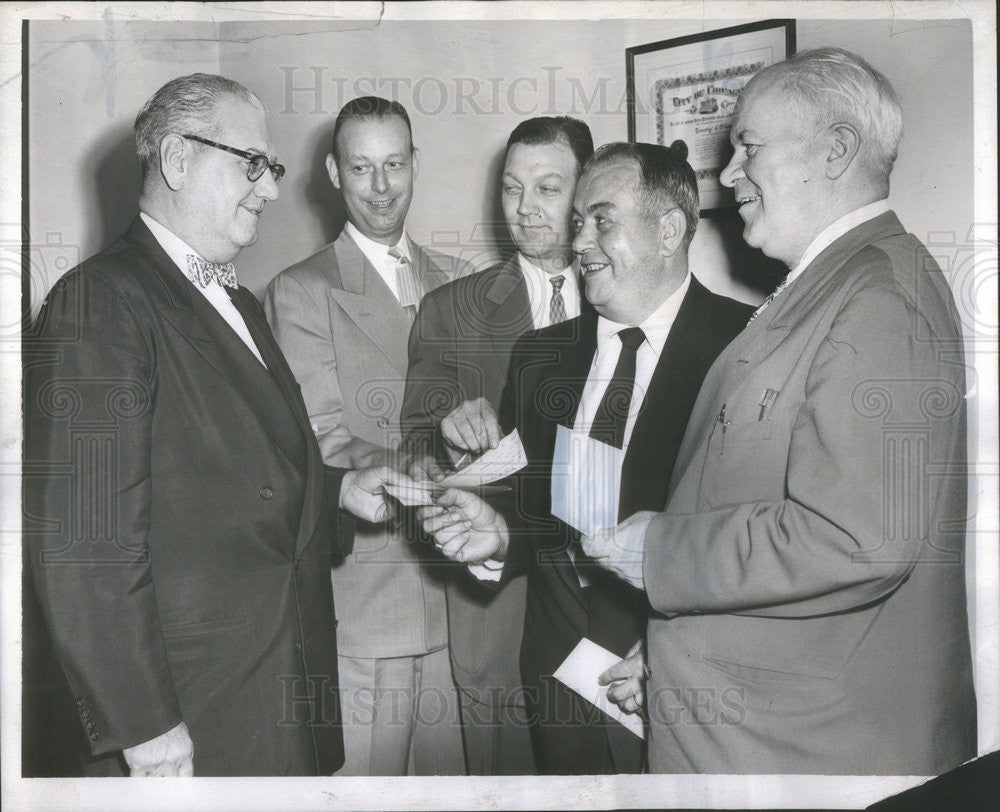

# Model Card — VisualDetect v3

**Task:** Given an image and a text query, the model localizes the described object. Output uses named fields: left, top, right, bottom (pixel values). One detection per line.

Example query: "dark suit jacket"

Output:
left=400, top=256, right=536, bottom=707
left=402, top=255, right=534, bottom=452
left=23, top=217, right=351, bottom=776
left=496, top=276, right=752, bottom=771
left=643, top=212, right=977, bottom=773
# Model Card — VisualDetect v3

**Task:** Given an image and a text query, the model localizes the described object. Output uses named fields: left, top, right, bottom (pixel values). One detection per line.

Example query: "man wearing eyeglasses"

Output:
left=24, top=73, right=409, bottom=777
left=264, top=97, right=471, bottom=775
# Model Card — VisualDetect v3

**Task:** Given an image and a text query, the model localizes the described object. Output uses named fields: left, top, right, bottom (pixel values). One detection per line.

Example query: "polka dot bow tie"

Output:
left=187, top=254, right=238, bottom=289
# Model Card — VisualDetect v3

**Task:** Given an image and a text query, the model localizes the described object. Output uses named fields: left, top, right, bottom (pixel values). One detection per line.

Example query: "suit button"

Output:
left=259, top=486, right=274, bottom=500
left=76, top=698, right=85, bottom=707
left=88, top=732, right=98, bottom=741
left=85, top=721, right=95, bottom=730
left=295, top=641, right=302, bottom=651
left=376, top=417, right=389, bottom=429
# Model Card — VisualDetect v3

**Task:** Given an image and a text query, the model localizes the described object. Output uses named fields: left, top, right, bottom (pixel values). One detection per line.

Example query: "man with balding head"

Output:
left=585, top=47, right=977, bottom=774
left=419, top=141, right=751, bottom=773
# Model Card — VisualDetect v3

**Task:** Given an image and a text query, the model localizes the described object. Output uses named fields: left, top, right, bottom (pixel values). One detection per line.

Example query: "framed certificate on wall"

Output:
left=627, top=20, right=796, bottom=214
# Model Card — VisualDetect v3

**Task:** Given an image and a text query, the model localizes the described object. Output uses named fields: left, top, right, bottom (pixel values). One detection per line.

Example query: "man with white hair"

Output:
left=585, top=47, right=977, bottom=774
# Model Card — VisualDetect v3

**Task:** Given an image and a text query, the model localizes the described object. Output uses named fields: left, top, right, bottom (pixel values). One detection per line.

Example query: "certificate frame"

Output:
left=626, top=20, right=796, bottom=215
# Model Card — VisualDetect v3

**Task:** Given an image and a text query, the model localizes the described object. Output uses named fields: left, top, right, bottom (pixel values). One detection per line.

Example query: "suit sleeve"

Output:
left=322, top=465, right=357, bottom=559
left=643, top=277, right=965, bottom=618
left=488, top=333, right=533, bottom=581
left=24, top=270, right=182, bottom=755
left=400, top=287, right=463, bottom=460
left=264, top=271, right=386, bottom=468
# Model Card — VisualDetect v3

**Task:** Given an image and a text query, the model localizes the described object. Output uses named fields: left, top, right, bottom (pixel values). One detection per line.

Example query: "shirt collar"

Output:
left=517, top=252, right=579, bottom=304
left=596, top=272, right=691, bottom=360
left=517, top=252, right=573, bottom=279
left=785, top=199, right=890, bottom=288
left=345, top=221, right=411, bottom=265
left=139, top=212, right=218, bottom=284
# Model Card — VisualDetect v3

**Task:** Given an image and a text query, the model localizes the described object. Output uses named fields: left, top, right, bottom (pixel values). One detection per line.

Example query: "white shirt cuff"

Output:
left=467, top=558, right=504, bottom=582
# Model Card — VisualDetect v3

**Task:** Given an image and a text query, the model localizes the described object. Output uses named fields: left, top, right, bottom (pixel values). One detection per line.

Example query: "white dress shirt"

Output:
left=575, top=273, right=690, bottom=448
left=139, top=212, right=267, bottom=367
left=344, top=221, right=413, bottom=303
left=471, top=273, right=691, bottom=582
left=518, top=253, right=581, bottom=329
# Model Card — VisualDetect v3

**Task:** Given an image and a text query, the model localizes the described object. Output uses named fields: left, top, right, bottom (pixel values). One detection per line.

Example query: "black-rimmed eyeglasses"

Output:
left=183, top=134, right=285, bottom=183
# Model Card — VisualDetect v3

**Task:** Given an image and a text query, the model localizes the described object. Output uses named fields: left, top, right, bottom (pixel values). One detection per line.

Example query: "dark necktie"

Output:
left=589, top=327, right=646, bottom=449
left=549, top=274, right=567, bottom=325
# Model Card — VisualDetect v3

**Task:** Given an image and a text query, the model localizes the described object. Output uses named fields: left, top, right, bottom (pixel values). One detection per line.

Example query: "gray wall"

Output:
left=28, top=17, right=972, bottom=305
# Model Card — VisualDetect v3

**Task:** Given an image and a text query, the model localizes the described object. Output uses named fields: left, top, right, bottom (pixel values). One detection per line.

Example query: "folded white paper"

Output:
left=552, top=638, right=645, bottom=739
left=550, top=425, right=624, bottom=537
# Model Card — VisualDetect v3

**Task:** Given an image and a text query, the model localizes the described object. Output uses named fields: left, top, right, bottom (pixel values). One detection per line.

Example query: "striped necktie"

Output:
left=747, top=276, right=790, bottom=325
left=388, top=245, right=422, bottom=322
left=549, top=274, right=567, bottom=325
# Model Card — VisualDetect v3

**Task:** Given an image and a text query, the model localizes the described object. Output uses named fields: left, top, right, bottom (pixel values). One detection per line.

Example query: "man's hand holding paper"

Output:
left=418, top=488, right=509, bottom=564
left=390, top=429, right=527, bottom=508
left=598, top=639, right=646, bottom=715
left=580, top=510, right=655, bottom=590
left=440, top=396, right=502, bottom=456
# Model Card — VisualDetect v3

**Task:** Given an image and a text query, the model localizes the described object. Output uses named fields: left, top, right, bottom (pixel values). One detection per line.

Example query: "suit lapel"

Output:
left=481, top=256, right=535, bottom=383
left=620, top=277, right=713, bottom=519
left=529, top=314, right=599, bottom=611
left=229, top=289, right=325, bottom=558
left=486, top=255, right=534, bottom=329
left=125, top=218, right=324, bottom=557
left=407, top=238, right=451, bottom=293
left=327, top=232, right=412, bottom=375
left=724, top=211, right=907, bottom=379
left=125, top=218, right=310, bottom=480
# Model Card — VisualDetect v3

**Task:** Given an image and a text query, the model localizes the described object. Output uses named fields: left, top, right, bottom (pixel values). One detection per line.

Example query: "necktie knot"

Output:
left=747, top=277, right=789, bottom=325
left=589, top=326, right=646, bottom=449
left=618, top=326, right=646, bottom=351
left=550, top=275, right=564, bottom=293
left=187, top=254, right=238, bottom=289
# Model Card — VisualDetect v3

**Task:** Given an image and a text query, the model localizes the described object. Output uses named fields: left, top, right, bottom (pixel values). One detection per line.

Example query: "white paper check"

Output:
left=439, top=429, right=527, bottom=488
left=384, top=430, right=527, bottom=506
left=552, top=637, right=645, bottom=740
left=383, top=480, right=437, bottom=507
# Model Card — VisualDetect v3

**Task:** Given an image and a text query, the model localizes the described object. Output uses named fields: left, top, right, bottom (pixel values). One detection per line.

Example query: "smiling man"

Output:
left=24, top=74, right=406, bottom=777
left=583, top=48, right=977, bottom=774
left=264, top=97, right=471, bottom=776
left=399, top=117, right=592, bottom=774
left=416, top=141, right=751, bottom=773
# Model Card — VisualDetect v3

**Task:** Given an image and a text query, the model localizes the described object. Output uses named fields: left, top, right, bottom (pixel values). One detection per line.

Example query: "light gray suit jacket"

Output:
left=265, top=230, right=473, bottom=657
left=642, top=211, right=976, bottom=774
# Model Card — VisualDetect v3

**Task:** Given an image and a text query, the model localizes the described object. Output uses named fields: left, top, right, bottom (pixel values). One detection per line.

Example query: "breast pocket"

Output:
left=698, top=414, right=787, bottom=509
